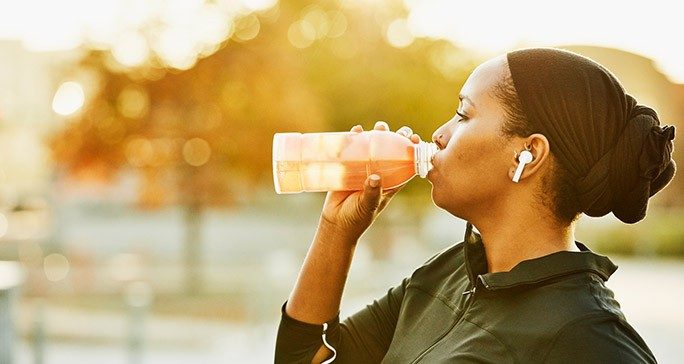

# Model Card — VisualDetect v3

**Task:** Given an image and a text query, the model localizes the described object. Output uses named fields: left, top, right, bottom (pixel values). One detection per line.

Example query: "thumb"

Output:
left=358, top=174, right=382, bottom=215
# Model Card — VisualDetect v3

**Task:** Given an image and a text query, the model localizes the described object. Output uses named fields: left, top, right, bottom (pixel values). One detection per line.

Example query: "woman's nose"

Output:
left=432, top=127, right=448, bottom=150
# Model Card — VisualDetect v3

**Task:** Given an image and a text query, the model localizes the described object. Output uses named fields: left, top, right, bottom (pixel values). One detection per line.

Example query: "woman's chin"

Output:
left=430, top=185, right=467, bottom=216
left=429, top=185, right=445, bottom=208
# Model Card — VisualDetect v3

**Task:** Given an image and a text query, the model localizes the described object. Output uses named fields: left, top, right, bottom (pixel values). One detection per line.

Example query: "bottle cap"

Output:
left=414, top=141, right=438, bottom=178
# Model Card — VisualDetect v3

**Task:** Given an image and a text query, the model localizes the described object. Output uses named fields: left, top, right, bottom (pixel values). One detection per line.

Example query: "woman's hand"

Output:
left=283, top=122, right=421, bottom=345
left=319, top=121, right=422, bottom=242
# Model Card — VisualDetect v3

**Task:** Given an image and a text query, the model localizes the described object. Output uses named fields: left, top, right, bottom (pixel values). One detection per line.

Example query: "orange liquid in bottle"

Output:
left=273, top=131, right=432, bottom=193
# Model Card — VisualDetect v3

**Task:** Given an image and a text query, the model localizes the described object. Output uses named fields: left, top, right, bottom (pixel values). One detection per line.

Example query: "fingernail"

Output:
left=369, top=174, right=380, bottom=188
left=398, top=126, right=413, bottom=137
left=377, top=121, right=389, bottom=129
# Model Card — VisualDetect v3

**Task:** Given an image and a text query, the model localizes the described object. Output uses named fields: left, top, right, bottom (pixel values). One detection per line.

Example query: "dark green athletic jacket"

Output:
left=275, top=225, right=656, bottom=363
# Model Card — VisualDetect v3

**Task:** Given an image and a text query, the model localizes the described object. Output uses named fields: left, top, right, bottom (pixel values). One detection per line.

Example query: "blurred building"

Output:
left=0, top=41, right=77, bottom=256
left=0, top=41, right=56, bottom=127
left=0, top=41, right=78, bottom=201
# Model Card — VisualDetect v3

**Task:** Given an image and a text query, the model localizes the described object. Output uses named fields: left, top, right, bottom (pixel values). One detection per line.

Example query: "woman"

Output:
left=275, top=48, right=675, bottom=363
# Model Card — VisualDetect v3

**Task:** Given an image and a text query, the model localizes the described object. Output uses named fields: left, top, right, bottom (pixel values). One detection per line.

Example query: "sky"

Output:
left=0, top=0, right=683, bottom=82
left=404, top=0, right=684, bottom=83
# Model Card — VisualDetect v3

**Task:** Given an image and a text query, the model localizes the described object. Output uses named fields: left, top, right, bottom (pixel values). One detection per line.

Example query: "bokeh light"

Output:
left=52, top=81, right=85, bottom=116
left=233, top=14, right=261, bottom=42
left=155, top=27, right=200, bottom=70
left=111, top=32, right=150, bottom=68
left=43, top=253, right=70, bottom=282
left=386, top=19, right=414, bottom=48
left=117, top=86, right=150, bottom=119
left=326, top=12, right=348, bottom=38
left=240, top=0, right=278, bottom=12
left=0, top=1, right=680, bottom=362
left=96, top=117, right=127, bottom=145
left=195, top=4, right=235, bottom=47
left=288, top=20, right=316, bottom=49
left=302, top=7, right=329, bottom=40
left=183, top=138, right=211, bottom=167
left=125, top=137, right=155, bottom=167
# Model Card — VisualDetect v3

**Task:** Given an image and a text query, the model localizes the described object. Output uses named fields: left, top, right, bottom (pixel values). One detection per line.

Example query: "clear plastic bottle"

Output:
left=273, top=130, right=438, bottom=194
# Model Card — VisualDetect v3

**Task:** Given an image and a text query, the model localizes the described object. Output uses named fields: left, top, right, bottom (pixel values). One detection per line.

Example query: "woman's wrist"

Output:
left=316, top=216, right=361, bottom=247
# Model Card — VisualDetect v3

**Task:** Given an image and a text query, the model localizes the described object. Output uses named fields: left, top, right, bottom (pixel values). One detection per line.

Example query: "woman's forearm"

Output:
left=285, top=218, right=358, bottom=324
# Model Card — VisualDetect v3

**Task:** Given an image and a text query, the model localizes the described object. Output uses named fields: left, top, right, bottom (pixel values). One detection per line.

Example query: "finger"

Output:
left=380, top=182, right=404, bottom=200
left=410, top=133, right=421, bottom=143
left=374, top=121, right=389, bottom=131
left=381, top=186, right=402, bottom=199
left=377, top=187, right=401, bottom=211
left=351, top=124, right=363, bottom=132
left=396, top=126, right=413, bottom=138
left=359, top=174, right=382, bottom=215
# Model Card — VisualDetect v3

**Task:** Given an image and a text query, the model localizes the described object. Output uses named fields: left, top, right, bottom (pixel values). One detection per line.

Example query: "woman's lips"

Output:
left=427, top=154, right=438, bottom=179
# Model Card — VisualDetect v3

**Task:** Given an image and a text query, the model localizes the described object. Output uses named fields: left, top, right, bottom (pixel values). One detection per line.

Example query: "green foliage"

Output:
left=283, top=1, right=478, bottom=209
left=49, top=0, right=478, bottom=212
left=577, top=210, right=684, bottom=257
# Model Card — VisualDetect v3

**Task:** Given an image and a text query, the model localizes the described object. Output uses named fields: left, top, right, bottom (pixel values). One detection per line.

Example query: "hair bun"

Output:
left=576, top=107, right=676, bottom=224
left=506, top=48, right=676, bottom=223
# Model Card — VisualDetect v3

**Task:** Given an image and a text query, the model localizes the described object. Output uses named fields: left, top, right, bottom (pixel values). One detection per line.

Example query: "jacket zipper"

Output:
left=409, top=283, right=479, bottom=364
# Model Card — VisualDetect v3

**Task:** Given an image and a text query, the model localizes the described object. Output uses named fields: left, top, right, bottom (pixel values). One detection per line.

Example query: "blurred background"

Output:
left=0, top=0, right=682, bottom=363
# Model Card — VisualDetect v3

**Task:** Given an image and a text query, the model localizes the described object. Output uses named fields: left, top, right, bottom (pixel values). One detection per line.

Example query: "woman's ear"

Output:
left=508, top=133, right=551, bottom=182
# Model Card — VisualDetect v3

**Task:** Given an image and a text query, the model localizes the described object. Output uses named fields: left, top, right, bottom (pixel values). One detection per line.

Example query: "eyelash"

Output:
left=456, top=111, right=468, bottom=122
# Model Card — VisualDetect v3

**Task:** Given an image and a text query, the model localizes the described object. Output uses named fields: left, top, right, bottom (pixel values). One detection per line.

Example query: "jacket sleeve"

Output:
left=275, top=277, right=409, bottom=364
left=543, top=313, right=657, bottom=364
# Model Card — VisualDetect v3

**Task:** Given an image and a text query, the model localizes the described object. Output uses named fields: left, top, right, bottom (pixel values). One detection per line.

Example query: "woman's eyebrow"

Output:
left=459, top=94, right=475, bottom=108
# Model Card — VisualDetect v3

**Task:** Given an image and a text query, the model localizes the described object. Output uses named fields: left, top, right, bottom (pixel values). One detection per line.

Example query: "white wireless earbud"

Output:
left=512, top=149, right=533, bottom=183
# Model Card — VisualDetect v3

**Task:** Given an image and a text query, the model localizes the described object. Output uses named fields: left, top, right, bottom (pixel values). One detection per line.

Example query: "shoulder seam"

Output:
left=463, top=318, right=519, bottom=363
left=403, top=242, right=465, bottom=313
left=541, top=311, right=623, bottom=363
left=405, top=284, right=460, bottom=311
left=588, top=274, right=618, bottom=313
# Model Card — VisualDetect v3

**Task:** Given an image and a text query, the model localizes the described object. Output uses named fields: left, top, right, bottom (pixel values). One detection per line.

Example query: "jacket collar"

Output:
left=463, top=222, right=618, bottom=291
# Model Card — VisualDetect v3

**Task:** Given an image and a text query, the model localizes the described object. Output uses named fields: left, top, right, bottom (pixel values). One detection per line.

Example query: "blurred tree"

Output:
left=50, top=0, right=476, bottom=290
left=50, top=8, right=326, bottom=294
left=284, top=0, right=478, bottom=234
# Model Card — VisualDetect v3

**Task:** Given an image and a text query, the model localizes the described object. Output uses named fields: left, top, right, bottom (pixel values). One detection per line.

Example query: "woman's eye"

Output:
left=456, top=111, right=468, bottom=122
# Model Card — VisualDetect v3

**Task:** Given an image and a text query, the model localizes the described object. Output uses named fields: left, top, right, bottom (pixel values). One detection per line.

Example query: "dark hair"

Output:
left=501, top=48, right=676, bottom=224
left=492, top=70, right=582, bottom=225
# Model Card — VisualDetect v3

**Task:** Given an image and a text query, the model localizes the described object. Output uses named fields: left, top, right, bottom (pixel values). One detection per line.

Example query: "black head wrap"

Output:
left=506, top=48, right=676, bottom=224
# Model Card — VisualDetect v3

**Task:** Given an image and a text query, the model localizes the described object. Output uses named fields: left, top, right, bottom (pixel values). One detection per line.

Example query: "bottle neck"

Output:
left=414, top=141, right=438, bottom=178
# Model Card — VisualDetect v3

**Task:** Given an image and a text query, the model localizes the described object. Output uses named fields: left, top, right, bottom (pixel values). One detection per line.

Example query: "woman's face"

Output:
left=428, top=56, right=518, bottom=219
